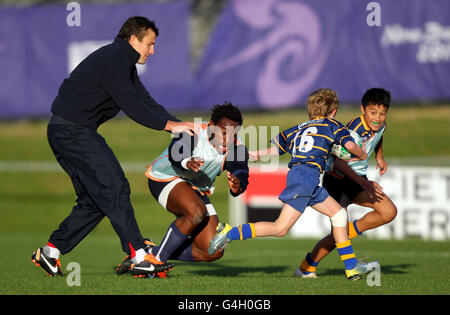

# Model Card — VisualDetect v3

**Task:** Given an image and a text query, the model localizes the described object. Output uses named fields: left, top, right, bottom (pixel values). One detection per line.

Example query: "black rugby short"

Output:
left=322, top=172, right=367, bottom=208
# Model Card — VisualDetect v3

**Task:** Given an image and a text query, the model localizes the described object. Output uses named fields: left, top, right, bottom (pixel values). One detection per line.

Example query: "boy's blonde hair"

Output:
left=306, top=88, right=339, bottom=120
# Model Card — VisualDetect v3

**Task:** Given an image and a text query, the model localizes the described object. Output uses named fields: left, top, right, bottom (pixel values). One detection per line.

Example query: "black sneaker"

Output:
left=116, top=238, right=157, bottom=275
left=116, top=254, right=132, bottom=275
left=31, top=248, right=63, bottom=277
left=129, top=253, right=174, bottom=278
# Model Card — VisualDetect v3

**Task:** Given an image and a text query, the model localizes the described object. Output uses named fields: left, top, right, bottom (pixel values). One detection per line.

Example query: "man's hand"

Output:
left=165, top=121, right=200, bottom=136
left=227, top=171, right=241, bottom=194
left=186, top=157, right=204, bottom=172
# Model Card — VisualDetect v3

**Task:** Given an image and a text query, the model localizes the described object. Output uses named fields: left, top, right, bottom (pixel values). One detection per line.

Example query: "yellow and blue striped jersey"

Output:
left=345, top=115, right=386, bottom=175
left=347, top=115, right=374, bottom=142
left=272, top=117, right=352, bottom=173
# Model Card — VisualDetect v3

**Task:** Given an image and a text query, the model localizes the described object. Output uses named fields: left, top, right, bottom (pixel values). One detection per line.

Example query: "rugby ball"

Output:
left=331, top=130, right=363, bottom=160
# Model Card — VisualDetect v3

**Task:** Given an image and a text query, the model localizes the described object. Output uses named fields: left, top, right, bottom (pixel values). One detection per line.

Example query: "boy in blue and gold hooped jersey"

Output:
left=298, top=88, right=397, bottom=278
left=208, top=88, right=380, bottom=280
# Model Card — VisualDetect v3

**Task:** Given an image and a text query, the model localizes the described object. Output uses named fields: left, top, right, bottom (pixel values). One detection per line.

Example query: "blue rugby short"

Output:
left=279, top=164, right=329, bottom=213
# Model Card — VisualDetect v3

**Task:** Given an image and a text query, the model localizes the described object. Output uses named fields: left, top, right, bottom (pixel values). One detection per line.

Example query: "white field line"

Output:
left=0, top=161, right=148, bottom=173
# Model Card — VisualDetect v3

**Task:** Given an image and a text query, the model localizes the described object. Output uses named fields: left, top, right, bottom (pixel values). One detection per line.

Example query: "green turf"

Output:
left=1, top=170, right=449, bottom=295
left=1, top=231, right=449, bottom=295
left=1, top=105, right=450, bottom=295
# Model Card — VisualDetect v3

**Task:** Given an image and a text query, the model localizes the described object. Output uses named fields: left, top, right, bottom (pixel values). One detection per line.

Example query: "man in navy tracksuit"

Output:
left=31, top=16, right=196, bottom=278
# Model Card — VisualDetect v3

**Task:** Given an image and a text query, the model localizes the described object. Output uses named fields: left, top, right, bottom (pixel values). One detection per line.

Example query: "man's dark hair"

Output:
left=210, top=101, right=243, bottom=125
left=118, top=16, right=159, bottom=41
left=361, top=88, right=391, bottom=108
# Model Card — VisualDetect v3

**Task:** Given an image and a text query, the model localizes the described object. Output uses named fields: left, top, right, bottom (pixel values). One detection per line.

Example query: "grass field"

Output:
left=1, top=234, right=449, bottom=295
left=0, top=105, right=450, bottom=296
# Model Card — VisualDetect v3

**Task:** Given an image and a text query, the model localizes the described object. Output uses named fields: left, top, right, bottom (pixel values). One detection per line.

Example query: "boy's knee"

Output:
left=194, top=247, right=224, bottom=262
left=374, top=200, right=397, bottom=224
left=330, top=208, right=348, bottom=227
left=207, top=249, right=224, bottom=262
left=274, top=225, right=290, bottom=237
left=382, top=204, right=397, bottom=223
left=270, top=218, right=292, bottom=237
left=188, top=204, right=207, bottom=226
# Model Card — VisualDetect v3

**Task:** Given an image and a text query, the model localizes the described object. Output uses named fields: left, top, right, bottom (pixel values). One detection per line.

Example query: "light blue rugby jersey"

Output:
left=272, top=117, right=352, bottom=173
left=145, top=122, right=248, bottom=194
left=325, top=115, right=386, bottom=176
left=145, top=122, right=226, bottom=192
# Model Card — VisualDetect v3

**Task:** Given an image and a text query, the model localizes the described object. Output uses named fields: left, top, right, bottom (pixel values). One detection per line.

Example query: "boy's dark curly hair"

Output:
left=362, top=88, right=391, bottom=108
left=210, top=101, right=243, bottom=125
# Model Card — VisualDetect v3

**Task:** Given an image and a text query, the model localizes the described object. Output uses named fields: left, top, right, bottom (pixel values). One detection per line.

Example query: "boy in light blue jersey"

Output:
left=146, top=103, right=249, bottom=269
left=209, top=88, right=380, bottom=280
left=298, top=88, right=397, bottom=278
left=115, top=102, right=249, bottom=277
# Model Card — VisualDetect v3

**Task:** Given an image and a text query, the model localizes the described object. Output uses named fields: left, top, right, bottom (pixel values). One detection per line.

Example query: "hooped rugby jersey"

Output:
left=272, top=117, right=352, bottom=173
left=344, top=115, right=386, bottom=175
left=146, top=122, right=249, bottom=194
left=325, top=115, right=386, bottom=176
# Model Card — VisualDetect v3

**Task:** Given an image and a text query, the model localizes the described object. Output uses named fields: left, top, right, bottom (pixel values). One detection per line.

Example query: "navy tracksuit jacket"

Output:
left=47, top=36, right=178, bottom=254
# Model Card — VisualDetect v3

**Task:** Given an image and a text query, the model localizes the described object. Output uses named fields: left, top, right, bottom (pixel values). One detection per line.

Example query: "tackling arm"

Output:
left=333, top=158, right=383, bottom=198
left=248, top=146, right=280, bottom=162
left=344, top=141, right=367, bottom=161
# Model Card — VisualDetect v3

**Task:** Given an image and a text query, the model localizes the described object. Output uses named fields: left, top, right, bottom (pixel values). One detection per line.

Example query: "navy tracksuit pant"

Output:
left=46, top=115, right=144, bottom=255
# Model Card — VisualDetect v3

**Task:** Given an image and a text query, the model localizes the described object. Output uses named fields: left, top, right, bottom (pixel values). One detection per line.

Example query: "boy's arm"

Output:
left=333, top=158, right=384, bottom=198
left=249, top=130, right=287, bottom=161
left=374, top=136, right=388, bottom=175
left=224, top=145, right=249, bottom=196
left=344, top=140, right=367, bottom=161
left=335, top=122, right=366, bottom=161
left=248, top=146, right=280, bottom=162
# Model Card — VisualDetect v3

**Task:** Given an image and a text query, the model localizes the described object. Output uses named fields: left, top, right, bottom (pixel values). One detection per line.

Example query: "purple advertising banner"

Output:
left=1, top=0, right=450, bottom=118
left=193, top=0, right=450, bottom=110
left=0, top=1, right=191, bottom=118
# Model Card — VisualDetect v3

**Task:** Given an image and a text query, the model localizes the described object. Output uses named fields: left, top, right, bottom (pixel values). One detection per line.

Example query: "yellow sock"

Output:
left=348, top=220, right=362, bottom=239
left=300, top=253, right=318, bottom=274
